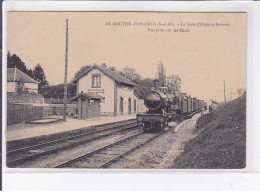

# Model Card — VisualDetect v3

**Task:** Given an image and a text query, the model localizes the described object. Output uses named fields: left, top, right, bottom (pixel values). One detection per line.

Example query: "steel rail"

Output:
left=7, top=122, right=141, bottom=167
left=7, top=119, right=138, bottom=155
left=97, top=132, right=162, bottom=168
left=53, top=130, right=145, bottom=168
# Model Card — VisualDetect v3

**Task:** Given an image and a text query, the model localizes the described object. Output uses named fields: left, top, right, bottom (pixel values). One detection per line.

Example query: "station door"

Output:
left=120, top=98, right=124, bottom=114
left=128, top=98, right=131, bottom=114
left=87, top=101, right=100, bottom=118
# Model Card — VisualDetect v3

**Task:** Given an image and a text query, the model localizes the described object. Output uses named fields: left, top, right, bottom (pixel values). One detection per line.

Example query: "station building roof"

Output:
left=7, top=68, right=39, bottom=84
left=72, top=65, right=137, bottom=87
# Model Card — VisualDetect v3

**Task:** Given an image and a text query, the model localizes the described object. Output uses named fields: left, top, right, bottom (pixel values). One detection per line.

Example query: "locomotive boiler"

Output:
left=137, top=79, right=205, bottom=132
left=137, top=79, right=177, bottom=132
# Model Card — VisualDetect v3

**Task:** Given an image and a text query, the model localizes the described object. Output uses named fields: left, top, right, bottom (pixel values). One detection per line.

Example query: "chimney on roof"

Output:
left=101, top=63, right=107, bottom=68
left=109, top=66, right=116, bottom=71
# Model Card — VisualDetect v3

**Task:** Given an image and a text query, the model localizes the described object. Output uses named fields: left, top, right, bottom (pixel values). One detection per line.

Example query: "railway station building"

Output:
left=7, top=67, right=45, bottom=104
left=7, top=67, right=39, bottom=94
left=72, top=64, right=139, bottom=116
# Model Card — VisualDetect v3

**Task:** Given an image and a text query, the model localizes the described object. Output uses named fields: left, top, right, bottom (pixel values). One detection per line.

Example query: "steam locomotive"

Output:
left=137, top=79, right=207, bottom=132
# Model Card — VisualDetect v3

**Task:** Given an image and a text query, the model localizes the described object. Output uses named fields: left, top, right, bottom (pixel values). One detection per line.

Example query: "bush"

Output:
left=173, top=95, right=246, bottom=169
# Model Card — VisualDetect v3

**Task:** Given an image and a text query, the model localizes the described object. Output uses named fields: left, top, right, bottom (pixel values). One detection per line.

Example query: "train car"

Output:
left=191, top=98, right=194, bottom=112
left=198, top=100, right=202, bottom=109
left=171, top=95, right=182, bottom=120
left=181, top=96, right=188, bottom=116
left=196, top=98, right=199, bottom=110
left=200, top=100, right=205, bottom=109
left=187, top=96, right=192, bottom=113
left=204, top=101, right=208, bottom=110
left=192, top=98, right=198, bottom=111
left=192, top=98, right=195, bottom=111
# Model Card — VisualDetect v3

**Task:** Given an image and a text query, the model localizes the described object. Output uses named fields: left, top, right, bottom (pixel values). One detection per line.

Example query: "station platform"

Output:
left=174, top=110, right=204, bottom=133
left=6, top=114, right=136, bottom=142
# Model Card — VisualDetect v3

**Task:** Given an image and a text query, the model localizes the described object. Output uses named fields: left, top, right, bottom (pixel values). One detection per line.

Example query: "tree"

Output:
left=27, top=69, right=34, bottom=78
left=166, top=74, right=182, bottom=95
left=120, top=67, right=141, bottom=84
left=156, top=61, right=166, bottom=85
left=7, top=51, right=34, bottom=78
left=7, top=51, right=11, bottom=65
left=41, top=84, right=76, bottom=99
left=71, top=64, right=92, bottom=83
left=7, top=52, right=28, bottom=73
left=134, top=78, right=154, bottom=99
left=120, top=67, right=152, bottom=98
left=33, top=64, right=49, bottom=91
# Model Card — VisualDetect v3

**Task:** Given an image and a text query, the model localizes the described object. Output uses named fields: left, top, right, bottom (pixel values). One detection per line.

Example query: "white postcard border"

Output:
left=2, top=0, right=260, bottom=190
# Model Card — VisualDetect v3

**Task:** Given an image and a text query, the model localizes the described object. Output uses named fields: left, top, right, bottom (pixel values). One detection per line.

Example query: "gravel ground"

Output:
left=108, top=119, right=198, bottom=169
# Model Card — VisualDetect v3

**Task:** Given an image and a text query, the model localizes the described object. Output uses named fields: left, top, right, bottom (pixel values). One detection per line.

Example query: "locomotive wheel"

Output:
left=160, top=123, right=163, bottom=132
left=143, top=122, right=151, bottom=133
left=143, top=122, right=166, bottom=133
left=151, top=122, right=159, bottom=133
left=156, top=122, right=165, bottom=133
left=161, top=123, right=166, bottom=132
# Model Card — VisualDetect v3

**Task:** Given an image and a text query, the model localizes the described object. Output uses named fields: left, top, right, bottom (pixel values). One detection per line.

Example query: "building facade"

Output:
left=7, top=68, right=39, bottom=94
left=73, top=65, right=138, bottom=116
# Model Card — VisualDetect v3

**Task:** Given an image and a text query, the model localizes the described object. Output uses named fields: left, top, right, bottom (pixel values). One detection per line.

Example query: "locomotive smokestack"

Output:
left=154, top=79, right=160, bottom=91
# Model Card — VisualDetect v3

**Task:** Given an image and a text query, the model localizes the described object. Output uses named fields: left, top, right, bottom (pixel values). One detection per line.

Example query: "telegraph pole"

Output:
left=63, top=19, right=69, bottom=121
left=223, top=80, right=226, bottom=104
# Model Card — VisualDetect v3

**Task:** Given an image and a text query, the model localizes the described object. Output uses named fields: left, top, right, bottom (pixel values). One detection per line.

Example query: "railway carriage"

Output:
left=198, top=100, right=201, bottom=110
left=204, top=101, right=208, bottom=110
left=181, top=96, right=188, bottom=117
left=191, top=98, right=194, bottom=112
left=193, top=98, right=198, bottom=111
left=200, top=100, right=205, bottom=109
left=187, top=96, right=192, bottom=113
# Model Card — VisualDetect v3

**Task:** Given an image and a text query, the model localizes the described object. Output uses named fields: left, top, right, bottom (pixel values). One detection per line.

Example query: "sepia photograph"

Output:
left=4, top=11, right=247, bottom=169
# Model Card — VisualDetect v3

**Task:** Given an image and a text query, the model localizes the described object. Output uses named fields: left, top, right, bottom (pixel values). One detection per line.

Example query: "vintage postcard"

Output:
left=4, top=11, right=247, bottom=170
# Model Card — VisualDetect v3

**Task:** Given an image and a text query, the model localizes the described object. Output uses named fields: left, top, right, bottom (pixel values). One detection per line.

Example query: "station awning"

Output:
left=70, top=91, right=105, bottom=102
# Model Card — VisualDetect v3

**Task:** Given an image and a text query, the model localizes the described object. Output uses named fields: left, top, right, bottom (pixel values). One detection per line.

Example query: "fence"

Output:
left=7, top=104, right=43, bottom=125
left=195, top=112, right=214, bottom=130
left=44, top=97, right=73, bottom=104
left=43, top=104, right=77, bottom=116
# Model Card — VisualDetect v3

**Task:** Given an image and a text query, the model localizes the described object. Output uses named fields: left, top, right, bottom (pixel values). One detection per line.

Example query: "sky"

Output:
left=7, top=12, right=247, bottom=103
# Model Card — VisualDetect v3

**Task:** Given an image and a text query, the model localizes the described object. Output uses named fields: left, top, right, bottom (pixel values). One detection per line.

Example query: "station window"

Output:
left=92, top=74, right=101, bottom=88
left=134, top=99, right=137, bottom=112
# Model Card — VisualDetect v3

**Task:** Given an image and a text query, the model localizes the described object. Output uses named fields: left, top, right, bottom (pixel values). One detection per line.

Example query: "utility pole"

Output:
left=223, top=80, right=226, bottom=104
left=63, top=19, right=68, bottom=121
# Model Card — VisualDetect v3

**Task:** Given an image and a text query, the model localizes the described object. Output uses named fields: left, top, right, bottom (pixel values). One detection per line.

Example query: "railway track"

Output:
left=54, top=129, right=167, bottom=169
left=7, top=119, right=141, bottom=167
